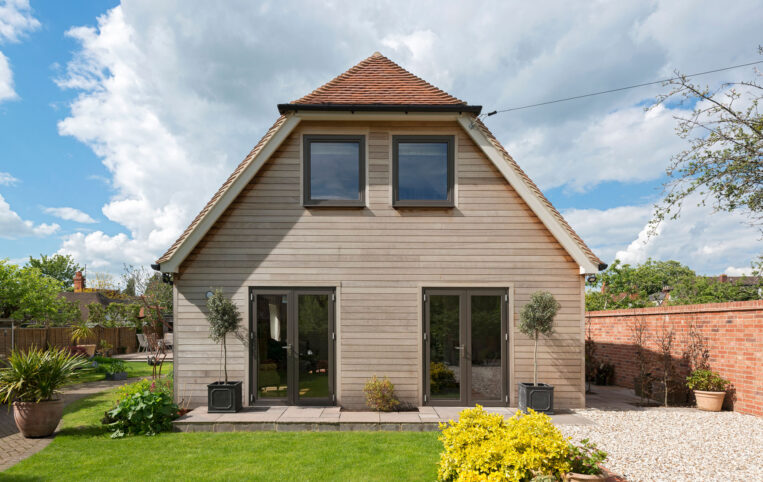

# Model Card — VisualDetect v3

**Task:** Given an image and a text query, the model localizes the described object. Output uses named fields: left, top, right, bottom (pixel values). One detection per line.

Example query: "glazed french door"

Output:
left=251, top=288, right=335, bottom=405
left=423, top=288, right=508, bottom=406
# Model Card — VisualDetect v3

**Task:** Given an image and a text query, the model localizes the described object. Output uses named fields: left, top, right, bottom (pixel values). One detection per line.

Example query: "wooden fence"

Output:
left=0, top=323, right=138, bottom=359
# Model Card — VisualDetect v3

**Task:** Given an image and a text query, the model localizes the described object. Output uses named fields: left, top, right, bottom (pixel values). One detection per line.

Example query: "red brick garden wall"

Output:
left=586, top=300, right=763, bottom=416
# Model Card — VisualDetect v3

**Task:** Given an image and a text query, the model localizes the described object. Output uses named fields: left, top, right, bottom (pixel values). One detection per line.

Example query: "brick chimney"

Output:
left=73, top=271, right=86, bottom=292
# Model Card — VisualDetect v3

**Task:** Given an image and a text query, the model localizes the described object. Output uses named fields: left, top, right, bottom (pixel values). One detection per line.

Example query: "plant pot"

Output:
left=13, top=399, right=65, bottom=438
left=564, top=473, right=607, bottom=481
left=105, top=372, right=128, bottom=381
left=207, top=381, right=243, bottom=413
left=77, top=344, right=96, bottom=357
left=518, top=382, right=554, bottom=414
left=694, top=390, right=725, bottom=411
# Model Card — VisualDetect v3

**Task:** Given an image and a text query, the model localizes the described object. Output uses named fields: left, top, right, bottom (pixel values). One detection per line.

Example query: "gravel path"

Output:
left=560, top=407, right=763, bottom=482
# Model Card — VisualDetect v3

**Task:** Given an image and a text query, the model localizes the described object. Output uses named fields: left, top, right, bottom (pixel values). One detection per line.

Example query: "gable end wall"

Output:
left=173, top=120, right=585, bottom=409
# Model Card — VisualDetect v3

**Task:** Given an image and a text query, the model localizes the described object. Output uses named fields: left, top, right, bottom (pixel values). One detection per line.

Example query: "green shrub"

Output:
left=96, top=360, right=127, bottom=375
left=363, top=375, right=400, bottom=412
left=430, top=362, right=458, bottom=393
left=567, top=439, right=607, bottom=475
left=437, top=406, right=573, bottom=481
left=103, top=379, right=178, bottom=438
left=0, top=347, right=87, bottom=404
left=686, top=369, right=729, bottom=392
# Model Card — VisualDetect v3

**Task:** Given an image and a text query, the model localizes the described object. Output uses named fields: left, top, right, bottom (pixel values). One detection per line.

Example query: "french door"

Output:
left=423, top=288, right=508, bottom=406
left=251, top=288, right=335, bottom=405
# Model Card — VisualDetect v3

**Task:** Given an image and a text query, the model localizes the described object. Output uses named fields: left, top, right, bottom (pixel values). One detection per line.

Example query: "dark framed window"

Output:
left=393, top=135, right=455, bottom=207
left=303, top=135, right=365, bottom=207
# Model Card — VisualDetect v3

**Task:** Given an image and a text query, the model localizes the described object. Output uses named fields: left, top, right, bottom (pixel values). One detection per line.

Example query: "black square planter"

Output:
left=207, top=381, right=243, bottom=413
left=518, top=382, right=554, bottom=414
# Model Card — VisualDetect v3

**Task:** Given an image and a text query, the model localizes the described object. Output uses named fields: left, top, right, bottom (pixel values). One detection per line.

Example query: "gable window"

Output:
left=303, top=135, right=365, bottom=206
left=393, top=135, right=454, bottom=207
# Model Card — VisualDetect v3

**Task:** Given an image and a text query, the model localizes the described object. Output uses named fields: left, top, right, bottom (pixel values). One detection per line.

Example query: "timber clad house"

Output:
left=155, top=53, right=604, bottom=409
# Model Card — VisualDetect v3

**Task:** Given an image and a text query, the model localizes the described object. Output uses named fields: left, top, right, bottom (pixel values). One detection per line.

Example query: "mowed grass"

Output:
left=1, top=387, right=442, bottom=481
left=68, top=360, right=173, bottom=385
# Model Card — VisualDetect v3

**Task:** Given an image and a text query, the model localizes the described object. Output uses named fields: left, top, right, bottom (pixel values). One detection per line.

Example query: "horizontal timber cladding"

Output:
left=173, top=120, right=585, bottom=409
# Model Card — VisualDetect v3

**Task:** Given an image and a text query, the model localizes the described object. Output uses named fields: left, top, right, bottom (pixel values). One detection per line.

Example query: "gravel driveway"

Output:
left=560, top=407, right=763, bottom=481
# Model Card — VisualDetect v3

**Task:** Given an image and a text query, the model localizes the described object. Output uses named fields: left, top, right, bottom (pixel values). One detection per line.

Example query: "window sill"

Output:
left=303, top=202, right=366, bottom=208
left=393, top=202, right=455, bottom=209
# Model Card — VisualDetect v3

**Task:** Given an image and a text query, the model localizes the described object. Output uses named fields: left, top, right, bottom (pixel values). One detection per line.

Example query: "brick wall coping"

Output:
left=586, top=299, right=763, bottom=318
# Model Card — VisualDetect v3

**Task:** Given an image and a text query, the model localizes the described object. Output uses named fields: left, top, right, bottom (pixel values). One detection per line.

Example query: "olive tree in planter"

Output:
left=206, top=289, right=246, bottom=413
left=518, top=290, right=560, bottom=414
left=0, top=347, right=87, bottom=437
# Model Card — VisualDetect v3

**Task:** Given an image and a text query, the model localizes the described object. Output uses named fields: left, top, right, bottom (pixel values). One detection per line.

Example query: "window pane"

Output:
left=297, top=294, right=330, bottom=400
left=429, top=295, right=461, bottom=400
left=398, top=142, right=448, bottom=201
left=470, top=295, right=501, bottom=401
left=256, top=294, right=288, bottom=399
left=309, top=142, right=360, bottom=200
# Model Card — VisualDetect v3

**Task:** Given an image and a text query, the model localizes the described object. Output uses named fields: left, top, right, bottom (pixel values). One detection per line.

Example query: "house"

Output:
left=155, top=53, right=604, bottom=409
left=58, top=271, right=130, bottom=323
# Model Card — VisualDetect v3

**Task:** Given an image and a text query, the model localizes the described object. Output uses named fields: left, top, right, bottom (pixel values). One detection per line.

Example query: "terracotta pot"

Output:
left=564, top=473, right=607, bottom=481
left=77, top=344, right=96, bottom=357
left=13, top=399, right=65, bottom=438
left=694, top=390, right=725, bottom=412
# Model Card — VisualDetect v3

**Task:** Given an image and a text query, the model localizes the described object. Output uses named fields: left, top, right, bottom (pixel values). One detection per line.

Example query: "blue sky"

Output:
left=0, top=0, right=761, bottom=277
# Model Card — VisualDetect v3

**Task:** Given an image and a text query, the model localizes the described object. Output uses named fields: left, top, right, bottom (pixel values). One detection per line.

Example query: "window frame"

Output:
left=392, top=135, right=455, bottom=208
left=303, top=134, right=366, bottom=207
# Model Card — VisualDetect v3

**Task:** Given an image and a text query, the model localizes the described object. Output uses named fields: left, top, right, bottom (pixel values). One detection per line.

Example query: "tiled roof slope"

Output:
left=156, top=116, right=288, bottom=263
left=473, top=118, right=603, bottom=267
left=290, top=52, right=466, bottom=105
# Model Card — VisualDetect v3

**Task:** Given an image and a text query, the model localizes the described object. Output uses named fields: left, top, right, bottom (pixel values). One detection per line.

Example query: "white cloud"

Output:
left=724, top=266, right=753, bottom=276
left=566, top=196, right=762, bottom=274
left=0, top=0, right=40, bottom=102
left=53, top=1, right=762, bottom=273
left=43, top=206, right=97, bottom=224
left=0, top=171, right=19, bottom=185
left=0, top=193, right=59, bottom=239
left=58, top=231, right=145, bottom=269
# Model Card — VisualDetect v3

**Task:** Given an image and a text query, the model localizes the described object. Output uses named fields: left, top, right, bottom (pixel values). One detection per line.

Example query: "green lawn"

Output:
left=67, top=360, right=174, bottom=385
left=2, top=387, right=442, bottom=481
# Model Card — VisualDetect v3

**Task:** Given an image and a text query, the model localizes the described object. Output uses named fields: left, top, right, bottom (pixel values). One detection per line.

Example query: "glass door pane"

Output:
left=297, top=294, right=331, bottom=402
left=256, top=294, right=289, bottom=399
left=470, top=295, right=502, bottom=401
left=429, top=295, right=461, bottom=400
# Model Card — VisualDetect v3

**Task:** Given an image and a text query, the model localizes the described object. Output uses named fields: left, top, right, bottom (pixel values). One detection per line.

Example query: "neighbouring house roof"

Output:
left=59, top=291, right=131, bottom=323
left=156, top=52, right=604, bottom=272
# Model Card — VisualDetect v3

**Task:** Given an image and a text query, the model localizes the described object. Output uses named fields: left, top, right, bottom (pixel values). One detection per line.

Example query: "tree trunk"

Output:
left=533, top=332, right=538, bottom=386
left=223, top=335, right=228, bottom=383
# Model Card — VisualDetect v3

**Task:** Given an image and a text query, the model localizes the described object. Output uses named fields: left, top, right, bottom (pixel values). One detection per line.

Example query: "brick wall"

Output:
left=586, top=300, right=763, bottom=416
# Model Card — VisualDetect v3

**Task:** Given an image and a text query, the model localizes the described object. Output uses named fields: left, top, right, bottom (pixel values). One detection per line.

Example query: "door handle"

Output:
left=282, top=344, right=292, bottom=355
left=454, top=345, right=464, bottom=351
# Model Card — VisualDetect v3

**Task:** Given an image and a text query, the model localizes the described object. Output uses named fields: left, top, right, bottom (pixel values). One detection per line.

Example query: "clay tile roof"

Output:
left=289, top=51, right=467, bottom=106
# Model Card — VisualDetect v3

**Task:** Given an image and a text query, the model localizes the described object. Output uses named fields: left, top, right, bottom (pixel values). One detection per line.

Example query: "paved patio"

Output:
left=174, top=405, right=593, bottom=432
left=112, top=351, right=173, bottom=362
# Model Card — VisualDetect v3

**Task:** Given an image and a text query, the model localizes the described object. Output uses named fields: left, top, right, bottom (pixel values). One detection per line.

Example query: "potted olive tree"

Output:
left=0, top=347, right=87, bottom=437
left=206, top=289, right=245, bottom=413
left=518, top=290, right=560, bottom=414
left=686, top=369, right=729, bottom=412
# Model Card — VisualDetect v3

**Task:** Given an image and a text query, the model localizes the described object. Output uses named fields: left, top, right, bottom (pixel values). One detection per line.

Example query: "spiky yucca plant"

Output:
left=0, top=347, right=88, bottom=403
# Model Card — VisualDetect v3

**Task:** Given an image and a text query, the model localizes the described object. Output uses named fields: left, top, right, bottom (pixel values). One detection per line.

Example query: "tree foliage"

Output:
left=0, top=259, right=72, bottom=323
left=518, top=291, right=560, bottom=385
left=206, top=289, right=244, bottom=383
left=26, top=254, right=82, bottom=291
left=586, top=258, right=761, bottom=310
left=650, top=50, right=763, bottom=234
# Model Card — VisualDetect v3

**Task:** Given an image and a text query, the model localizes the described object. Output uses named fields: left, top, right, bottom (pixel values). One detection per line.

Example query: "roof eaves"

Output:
left=278, top=103, right=482, bottom=115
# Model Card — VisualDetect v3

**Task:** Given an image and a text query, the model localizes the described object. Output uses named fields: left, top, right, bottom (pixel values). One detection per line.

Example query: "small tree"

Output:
left=518, top=291, right=560, bottom=385
left=206, top=289, right=243, bottom=383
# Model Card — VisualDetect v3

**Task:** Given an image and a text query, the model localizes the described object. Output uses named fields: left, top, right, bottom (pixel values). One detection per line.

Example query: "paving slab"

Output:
left=380, top=412, right=423, bottom=423
left=339, top=411, right=380, bottom=423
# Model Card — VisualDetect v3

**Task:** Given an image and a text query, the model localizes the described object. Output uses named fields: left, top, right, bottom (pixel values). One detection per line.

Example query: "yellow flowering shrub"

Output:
left=438, top=406, right=572, bottom=482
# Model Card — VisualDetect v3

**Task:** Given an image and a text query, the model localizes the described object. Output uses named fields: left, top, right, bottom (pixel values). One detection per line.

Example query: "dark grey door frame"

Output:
left=423, top=287, right=509, bottom=407
left=249, top=287, right=336, bottom=406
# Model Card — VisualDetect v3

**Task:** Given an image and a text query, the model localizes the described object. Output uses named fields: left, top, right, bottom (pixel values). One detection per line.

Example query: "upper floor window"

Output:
left=303, top=135, right=365, bottom=207
left=392, top=135, right=454, bottom=207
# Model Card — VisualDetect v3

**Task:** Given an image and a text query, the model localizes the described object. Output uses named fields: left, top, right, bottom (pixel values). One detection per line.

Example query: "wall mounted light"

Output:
left=206, top=290, right=214, bottom=299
